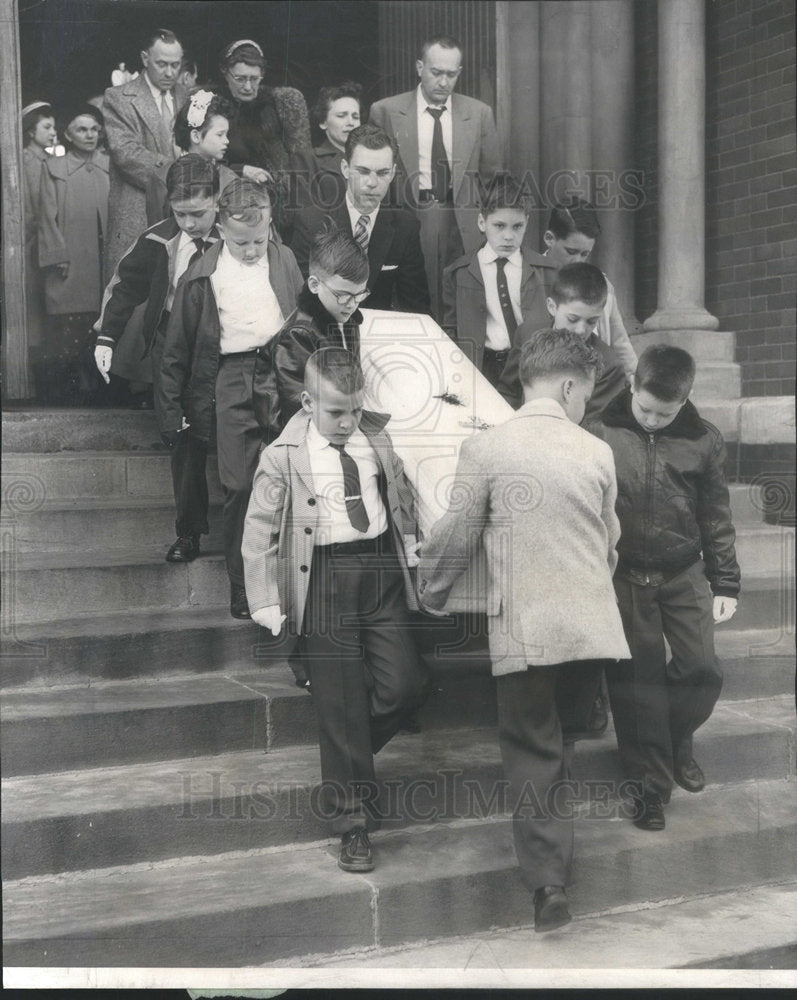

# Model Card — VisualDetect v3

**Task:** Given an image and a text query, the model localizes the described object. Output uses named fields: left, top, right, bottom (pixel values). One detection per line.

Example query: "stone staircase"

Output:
left=1, top=407, right=795, bottom=969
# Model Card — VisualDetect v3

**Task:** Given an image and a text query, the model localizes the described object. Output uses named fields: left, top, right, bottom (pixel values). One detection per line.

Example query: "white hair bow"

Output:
left=187, top=90, right=214, bottom=128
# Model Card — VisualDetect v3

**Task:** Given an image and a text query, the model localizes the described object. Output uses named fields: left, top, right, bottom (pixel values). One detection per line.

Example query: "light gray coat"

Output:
left=102, top=74, right=187, bottom=279
left=419, top=398, right=631, bottom=674
left=242, top=409, right=419, bottom=652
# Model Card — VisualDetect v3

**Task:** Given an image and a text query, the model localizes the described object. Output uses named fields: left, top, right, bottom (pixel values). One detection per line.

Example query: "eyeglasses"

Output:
left=316, top=277, right=370, bottom=306
left=228, top=73, right=262, bottom=87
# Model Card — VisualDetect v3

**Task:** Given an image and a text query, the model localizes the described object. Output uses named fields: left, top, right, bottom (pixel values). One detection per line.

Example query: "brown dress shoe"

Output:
left=165, top=535, right=200, bottom=563
left=533, top=885, right=572, bottom=932
left=631, top=789, right=666, bottom=830
left=674, top=757, right=705, bottom=793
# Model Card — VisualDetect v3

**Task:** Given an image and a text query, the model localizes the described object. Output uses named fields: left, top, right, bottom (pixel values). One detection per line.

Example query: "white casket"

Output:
left=359, top=309, right=514, bottom=611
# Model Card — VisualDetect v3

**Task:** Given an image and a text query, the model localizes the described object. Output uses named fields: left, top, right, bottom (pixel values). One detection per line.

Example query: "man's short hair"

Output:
left=142, top=28, right=181, bottom=52
left=312, top=81, right=363, bottom=128
left=551, top=262, right=608, bottom=307
left=480, top=173, right=531, bottom=218
left=518, top=328, right=602, bottom=388
left=634, top=345, right=696, bottom=402
left=419, top=35, right=463, bottom=60
left=547, top=197, right=601, bottom=241
left=343, top=122, right=396, bottom=165
left=166, top=154, right=219, bottom=201
left=304, top=347, right=365, bottom=396
left=218, top=177, right=274, bottom=226
left=309, top=225, right=369, bottom=284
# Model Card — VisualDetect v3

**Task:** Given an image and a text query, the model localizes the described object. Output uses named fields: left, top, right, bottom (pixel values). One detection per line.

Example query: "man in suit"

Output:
left=103, top=27, right=187, bottom=280
left=290, top=123, right=430, bottom=314
left=419, top=329, right=630, bottom=933
left=369, top=35, right=502, bottom=320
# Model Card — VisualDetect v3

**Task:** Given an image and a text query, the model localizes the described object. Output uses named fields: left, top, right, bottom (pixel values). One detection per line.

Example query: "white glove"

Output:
left=404, top=534, right=420, bottom=568
left=713, top=596, right=738, bottom=624
left=94, top=345, right=113, bottom=383
left=252, top=605, right=287, bottom=635
left=242, top=165, right=272, bottom=185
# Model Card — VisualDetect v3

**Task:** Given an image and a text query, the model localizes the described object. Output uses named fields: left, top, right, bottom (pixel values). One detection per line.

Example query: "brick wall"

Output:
left=705, top=0, right=796, bottom=396
left=634, top=0, right=796, bottom=397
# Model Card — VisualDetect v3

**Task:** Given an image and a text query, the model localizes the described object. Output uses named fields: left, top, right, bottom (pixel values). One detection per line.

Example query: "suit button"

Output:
left=300, top=565, right=308, bottom=572
left=308, top=498, right=316, bottom=506
left=304, top=527, right=312, bottom=534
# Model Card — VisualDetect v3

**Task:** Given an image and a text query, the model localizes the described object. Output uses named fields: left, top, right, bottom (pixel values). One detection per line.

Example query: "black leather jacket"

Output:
left=587, top=389, right=740, bottom=597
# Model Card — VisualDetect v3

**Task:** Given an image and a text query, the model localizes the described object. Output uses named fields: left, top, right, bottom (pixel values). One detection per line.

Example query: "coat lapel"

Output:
left=367, top=210, right=393, bottom=280
left=129, top=77, right=186, bottom=155
left=393, top=91, right=420, bottom=203
left=451, top=94, right=477, bottom=200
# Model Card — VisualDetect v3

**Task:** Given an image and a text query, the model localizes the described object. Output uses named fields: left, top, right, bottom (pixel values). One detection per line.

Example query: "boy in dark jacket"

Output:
left=588, top=345, right=741, bottom=831
left=94, top=155, right=220, bottom=562
left=158, top=178, right=303, bottom=618
left=264, top=226, right=370, bottom=425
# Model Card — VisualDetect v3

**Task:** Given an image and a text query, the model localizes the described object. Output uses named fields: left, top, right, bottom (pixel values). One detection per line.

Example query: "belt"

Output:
left=418, top=189, right=454, bottom=205
left=483, top=347, right=510, bottom=364
left=316, top=532, right=389, bottom=555
left=219, top=346, right=267, bottom=360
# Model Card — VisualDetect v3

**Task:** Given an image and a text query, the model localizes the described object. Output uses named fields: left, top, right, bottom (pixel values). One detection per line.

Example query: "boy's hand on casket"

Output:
left=252, top=605, right=287, bottom=635
left=404, top=535, right=421, bottom=568
left=712, top=596, right=737, bottom=624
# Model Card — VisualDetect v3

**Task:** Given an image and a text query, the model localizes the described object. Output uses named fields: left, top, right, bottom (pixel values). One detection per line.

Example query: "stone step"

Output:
left=1, top=696, right=792, bottom=880
left=684, top=395, right=795, bottom=446
left=1, top=450, right=223, bottom=504
left=8, top=499, right=224, bottom=555
left=2, top=409, right=163, bottom=453
left=310, top=882, right=797, bottom=974
left=728, top=483, right=765, bottom=526
left=630, top=330, right=738, bottom=363
left=0, top=628, right=792, bottom=776
left=3, top=777, right=795, bottom=967
left=735, top=525, right=794, bottom=575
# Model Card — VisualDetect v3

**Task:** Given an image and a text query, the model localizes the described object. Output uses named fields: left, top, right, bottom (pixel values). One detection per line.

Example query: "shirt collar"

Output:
left=478, top=245, right=523, bottom=268
left=219, top=243, right=270, bottom=270
left=417, top=84, right=452, bottom=113
left=143, top=73, right=172, bottom=107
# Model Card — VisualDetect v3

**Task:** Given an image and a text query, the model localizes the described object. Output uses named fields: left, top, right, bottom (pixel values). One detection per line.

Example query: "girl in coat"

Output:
left=38, top=102, right=109, bottom=404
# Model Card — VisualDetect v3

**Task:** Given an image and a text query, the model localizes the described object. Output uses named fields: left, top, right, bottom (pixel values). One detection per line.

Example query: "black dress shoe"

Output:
left=674, top=757, right=705, bottom=793
left=533, top=885, right=572, bottom=933
left=165, top=535, right=200, bottom=563
left=230, top=584, right=251, bottom=620
left=338, top=829, right=374, bottom=873
left=631, top=789, right=665, bottom=830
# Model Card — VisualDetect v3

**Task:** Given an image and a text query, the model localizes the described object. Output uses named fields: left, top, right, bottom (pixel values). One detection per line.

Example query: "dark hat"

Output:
left=59, top=101, right=104, bottom=134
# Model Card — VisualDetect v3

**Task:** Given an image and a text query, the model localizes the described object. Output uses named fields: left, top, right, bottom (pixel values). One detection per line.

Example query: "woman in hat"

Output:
left=216, top=39, right=312, bottom=234
left=22, top=101, right=57, bottom=390
left=38, top=102, right=109, bottom=405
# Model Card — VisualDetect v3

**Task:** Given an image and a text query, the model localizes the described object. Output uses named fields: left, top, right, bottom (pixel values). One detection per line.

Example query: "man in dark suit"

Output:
left=290, top=124, right=430, bottom=314
left=103, top=27, right=187, bottom=280
left=369, top=35, right=502, bottom=319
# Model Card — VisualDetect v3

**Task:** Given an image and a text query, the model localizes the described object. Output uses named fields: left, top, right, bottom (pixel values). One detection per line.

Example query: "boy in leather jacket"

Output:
left=588, top=344, right=741, bottom=831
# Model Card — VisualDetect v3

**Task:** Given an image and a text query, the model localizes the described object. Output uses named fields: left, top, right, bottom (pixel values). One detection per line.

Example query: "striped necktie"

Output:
left=353, top=214, right=370, bottom=251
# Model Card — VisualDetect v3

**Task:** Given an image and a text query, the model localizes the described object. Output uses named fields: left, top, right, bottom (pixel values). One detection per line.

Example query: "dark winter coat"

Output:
left=587, top=388, right=740, bottom=597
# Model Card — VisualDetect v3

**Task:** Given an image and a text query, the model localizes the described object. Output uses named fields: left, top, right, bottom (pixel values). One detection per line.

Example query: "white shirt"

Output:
left=345, top=192, right=379, bottom=246
left=211, top=244, right=285, bottom=354
left=477, top=245, right=523, bottom=351
left=167, top=231, right=202, bottom=311
left=306, top=421, right=387, bottom=544
left=416, top=86, right=453, bottom=191
left=143, top=73, right=174, bottom=120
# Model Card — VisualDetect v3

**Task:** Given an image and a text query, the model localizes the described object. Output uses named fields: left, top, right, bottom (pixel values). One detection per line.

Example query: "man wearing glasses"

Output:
left=290, top=124, right=430, bottom=315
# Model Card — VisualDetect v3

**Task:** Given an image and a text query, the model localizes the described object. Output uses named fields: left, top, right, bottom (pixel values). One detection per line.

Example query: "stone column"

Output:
left=540, top=1, right=593, bottom=204
left=590, top=0, right=639, bottom=332
left=644, top=0, right=719, bottom=332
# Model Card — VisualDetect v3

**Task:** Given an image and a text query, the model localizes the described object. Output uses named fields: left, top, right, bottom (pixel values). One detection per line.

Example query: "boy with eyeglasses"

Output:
left=261, top=226, right=371, bottom=426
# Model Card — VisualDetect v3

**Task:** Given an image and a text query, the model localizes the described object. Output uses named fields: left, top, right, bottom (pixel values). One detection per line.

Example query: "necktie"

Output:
left=495, top=257, right=518, bottom=338
left=188, top=237, right=208, bottom=266
left=426, top=106, right=451, bottom=203
left=330, top=443, right=370, bottom=532
left=353, top=215, right=370, bottom=251
left=160, top=92, right=173, bottom=132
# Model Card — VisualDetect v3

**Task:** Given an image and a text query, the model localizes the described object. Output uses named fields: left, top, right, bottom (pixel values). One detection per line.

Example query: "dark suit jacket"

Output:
left=369, top=90, right=502, bottom=253
left=442, top=246, right=557, bottom=371
left=289, top=202, right=430, bottom=313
